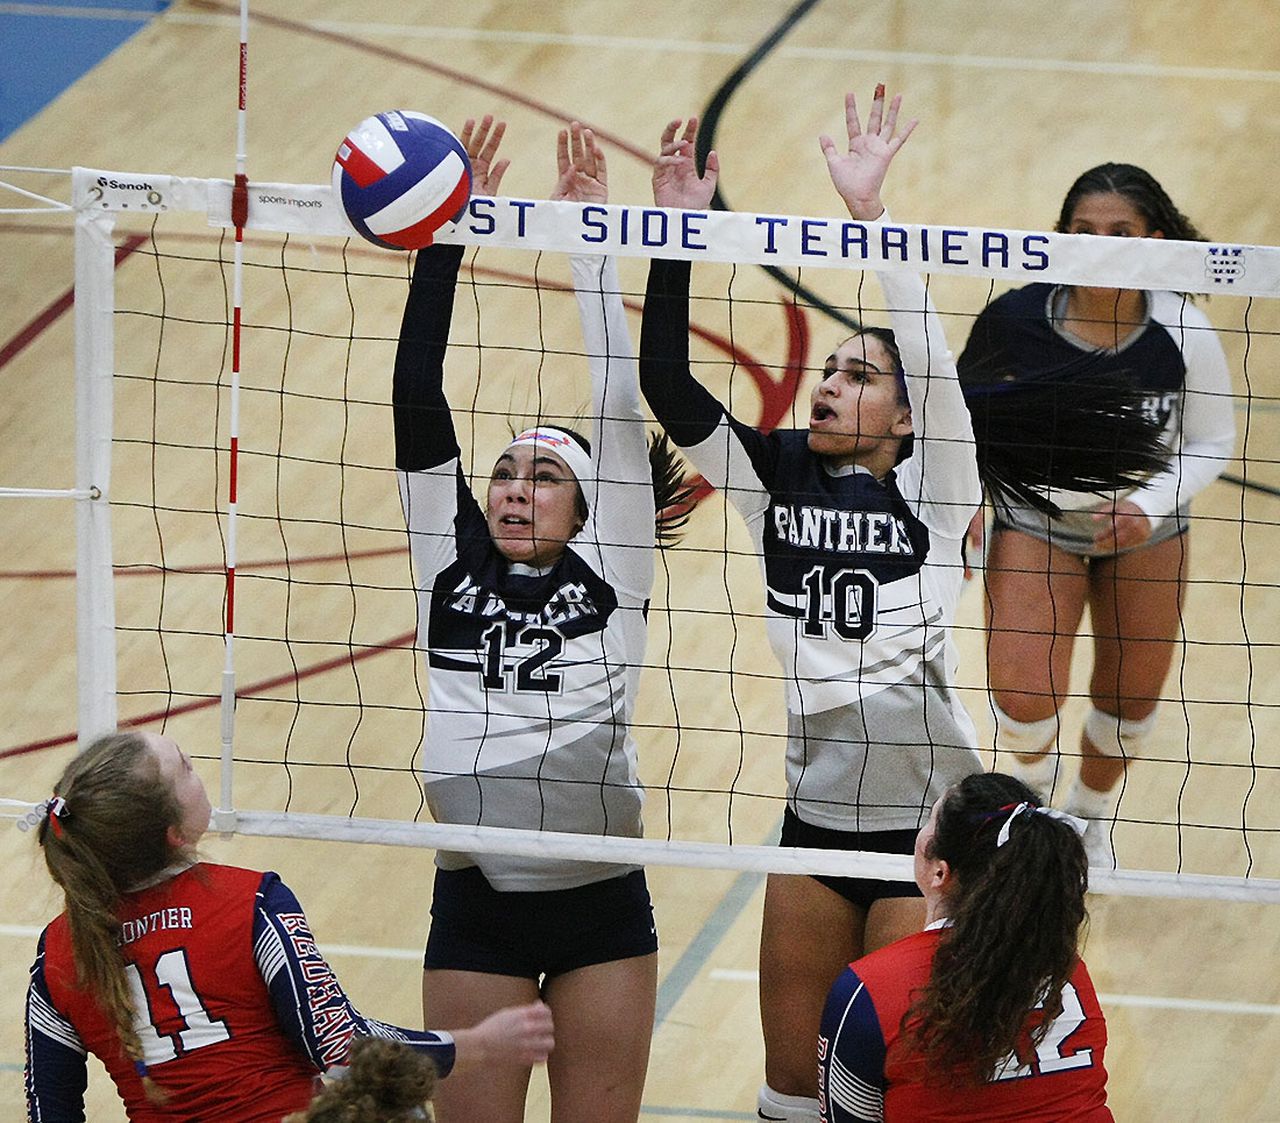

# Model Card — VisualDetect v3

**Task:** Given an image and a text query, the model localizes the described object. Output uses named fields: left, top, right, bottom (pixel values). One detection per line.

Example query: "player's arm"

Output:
left=819, top=966, right=887, bottom=1123
left=253, top=874, right=554, bottom=1078
left=641, top=116, right=779, bottom=523
left=552, top=124, right=655, bottom=590
left=25, top=933, right=89, bottom=1122
left=879, top=266, right=982, bottom=539
left=253, top=874, right=459, bottom=1076
left=394, top=113, right=509, bottom=475
left=573, top=252, right=656, bottom=594
left=820, top=86, right=979, bottom=538
left=1127, top=299, right=1236, bottom=523
left=639, top=254, right=778, bottom=519
left=393, top=242, right=465, bottom=474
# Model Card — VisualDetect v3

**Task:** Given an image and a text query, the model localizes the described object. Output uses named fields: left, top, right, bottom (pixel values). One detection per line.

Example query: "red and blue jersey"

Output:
left=819, top=926, right=1111, bottom=1122
left=26, top=863, right=454, bottom=1122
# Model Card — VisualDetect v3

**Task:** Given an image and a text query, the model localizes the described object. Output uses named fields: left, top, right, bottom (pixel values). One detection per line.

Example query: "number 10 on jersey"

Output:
left=801, top=566, right=878, bottom=641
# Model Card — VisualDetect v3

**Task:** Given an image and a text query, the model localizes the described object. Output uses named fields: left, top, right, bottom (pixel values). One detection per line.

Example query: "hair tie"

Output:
left=17, top=795, right=69, bottom=835
left=46, top=796, right=69, bottom=838
left=135, top=1059, right=149, bottom=1077
left=995, top=802, right=1032, bottom=847
left=994, top=801, right=1087, bottom=847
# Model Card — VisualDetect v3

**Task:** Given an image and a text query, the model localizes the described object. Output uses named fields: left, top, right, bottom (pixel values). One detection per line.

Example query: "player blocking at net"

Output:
left=640, top=89, right=985, bottom=1121
left=394, top=117, right=690, bottom=1123
left=23, top=731, right=554, bottom=1122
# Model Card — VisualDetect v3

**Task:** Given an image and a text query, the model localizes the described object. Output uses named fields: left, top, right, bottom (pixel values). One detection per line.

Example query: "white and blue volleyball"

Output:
left=333, top=111, right=472, bottom=250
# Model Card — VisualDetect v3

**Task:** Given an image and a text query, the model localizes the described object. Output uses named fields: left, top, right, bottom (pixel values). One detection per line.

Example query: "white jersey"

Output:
left=395, top=250, right=653, bottom=890
left=641, top=262, right=983, bottom=831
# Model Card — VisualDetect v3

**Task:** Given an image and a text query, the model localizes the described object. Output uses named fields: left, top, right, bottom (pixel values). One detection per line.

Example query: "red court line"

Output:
left=0, top=629, right=418, bottom=759
left=0, top=544, right=408, bottom=581
left=0, top=234, right=148, bottom=371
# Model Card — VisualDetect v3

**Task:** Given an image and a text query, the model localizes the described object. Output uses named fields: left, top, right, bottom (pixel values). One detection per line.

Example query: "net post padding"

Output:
left=72, top=169, right=120, bottom=747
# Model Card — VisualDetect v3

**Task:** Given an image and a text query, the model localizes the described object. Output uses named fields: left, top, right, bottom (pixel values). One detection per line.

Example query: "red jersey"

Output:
left=27, top=864, right=454, bottom=1123
left=37, top=864, right=318, bottom=1122
left=819, top=926, right=1111, bottom=1122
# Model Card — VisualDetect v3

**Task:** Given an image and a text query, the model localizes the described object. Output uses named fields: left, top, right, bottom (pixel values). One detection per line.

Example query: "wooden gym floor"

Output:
left=2, top=2, right=1279, bottom=1118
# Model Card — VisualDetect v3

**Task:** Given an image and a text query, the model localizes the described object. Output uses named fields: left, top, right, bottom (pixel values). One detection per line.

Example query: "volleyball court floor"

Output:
left=2, top=3, right=1279, bottom=1118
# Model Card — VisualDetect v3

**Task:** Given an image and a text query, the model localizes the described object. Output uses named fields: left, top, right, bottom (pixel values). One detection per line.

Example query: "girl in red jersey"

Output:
left=24, top=730, right=554, bottom=1123
left=818, top=771, right=1111, bottom=1122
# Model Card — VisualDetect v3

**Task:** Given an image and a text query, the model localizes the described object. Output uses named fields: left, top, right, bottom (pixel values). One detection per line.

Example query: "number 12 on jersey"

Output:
left=801, top=566, right=878, bottom=641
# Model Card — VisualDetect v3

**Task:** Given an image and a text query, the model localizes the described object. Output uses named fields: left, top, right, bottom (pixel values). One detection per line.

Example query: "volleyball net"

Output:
left=22, top=165, right=1280, bottom=900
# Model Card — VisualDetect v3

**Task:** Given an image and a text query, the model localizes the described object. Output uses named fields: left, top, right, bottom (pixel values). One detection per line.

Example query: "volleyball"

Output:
left=332, top=110, right=472, bottom=250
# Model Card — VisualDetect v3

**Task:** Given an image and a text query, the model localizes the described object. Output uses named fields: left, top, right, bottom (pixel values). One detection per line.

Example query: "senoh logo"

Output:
left=92, top=174, right=165, bottom=207
left=97, top=175, right=153, bottom=192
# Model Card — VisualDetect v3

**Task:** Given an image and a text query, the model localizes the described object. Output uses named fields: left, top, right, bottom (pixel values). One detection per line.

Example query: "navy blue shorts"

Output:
left=423, top=866, right=657, bottom=980
left=780, top=809, right=921, bottom=910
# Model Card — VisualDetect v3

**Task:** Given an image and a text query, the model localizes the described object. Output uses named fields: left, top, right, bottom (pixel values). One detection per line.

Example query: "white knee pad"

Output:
left=757, top=1084, right=821, bottom=1122
left=991, top=701, right=1060, bottom=757
left=1083, top=706, right=1157, bottom=759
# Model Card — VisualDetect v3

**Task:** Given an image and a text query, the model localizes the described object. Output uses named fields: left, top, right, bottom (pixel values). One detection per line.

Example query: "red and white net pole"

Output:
left=217, top=0, right=250, bottom=830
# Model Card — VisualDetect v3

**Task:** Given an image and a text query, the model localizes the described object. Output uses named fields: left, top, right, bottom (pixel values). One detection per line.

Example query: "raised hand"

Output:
left=551, top=121, right=607, bottom=204
left=459, top=114, right=510, bottom=197
left=652, top=117, right=719, bottom=210
left=819, top=86, right=917, bottom=222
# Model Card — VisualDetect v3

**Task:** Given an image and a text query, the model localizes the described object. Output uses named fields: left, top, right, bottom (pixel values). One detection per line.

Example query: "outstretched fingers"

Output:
left=845, top=90, right=863, bottom=145
left=461, top=114, right=509, bottom=195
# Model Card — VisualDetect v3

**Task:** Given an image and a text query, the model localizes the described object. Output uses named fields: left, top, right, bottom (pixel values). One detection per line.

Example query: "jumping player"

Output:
left=396, top=118, right=687, bottom=1123
left=818, top=772, right=1111, bottom=1121
left=639, top=91, right=983, bottom=1120
left=24, top=730, right=554, bottom=1123
left=959, top=164, right=1235, bottom=866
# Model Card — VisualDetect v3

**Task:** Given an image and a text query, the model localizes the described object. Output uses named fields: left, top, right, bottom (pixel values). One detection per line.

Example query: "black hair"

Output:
left=960, top=354, right=1170, bottom=516
left=1055, top=163, right=1205, bottom=242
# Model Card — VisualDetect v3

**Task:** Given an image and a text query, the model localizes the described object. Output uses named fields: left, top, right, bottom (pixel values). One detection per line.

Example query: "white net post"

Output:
left=71, top=168, right=119, bottom=748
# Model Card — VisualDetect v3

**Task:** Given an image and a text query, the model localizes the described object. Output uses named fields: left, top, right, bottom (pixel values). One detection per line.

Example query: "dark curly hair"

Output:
left=904, top=772, right=1089, bottom=1085
left=1055, top=162, right=1205, bottom=242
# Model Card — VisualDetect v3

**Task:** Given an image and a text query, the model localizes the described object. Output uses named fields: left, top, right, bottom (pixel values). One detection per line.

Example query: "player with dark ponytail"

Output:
left=960, top=162, right=1235, bottom=866
left=818, top=772, right=1111, bottom=1121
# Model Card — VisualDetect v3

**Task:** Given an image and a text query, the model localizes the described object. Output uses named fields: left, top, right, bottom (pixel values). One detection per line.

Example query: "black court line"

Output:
left=1221, top=473, right=1280, bottom=498
left=694, top=0, right=864, bottom=335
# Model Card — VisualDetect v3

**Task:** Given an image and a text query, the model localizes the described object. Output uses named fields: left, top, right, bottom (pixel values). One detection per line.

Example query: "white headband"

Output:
left=995, top=802, right=1088, bottom=848
left=504, top=427, right=593, bottom=493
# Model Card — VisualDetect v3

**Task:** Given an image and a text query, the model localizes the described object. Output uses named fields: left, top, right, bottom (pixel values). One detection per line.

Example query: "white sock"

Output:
left=1062, top=775, right=1118, bottom=821
left=1007, top=751, right=1059, bottom=800
left=757, top=1083, right=821, bottom=1121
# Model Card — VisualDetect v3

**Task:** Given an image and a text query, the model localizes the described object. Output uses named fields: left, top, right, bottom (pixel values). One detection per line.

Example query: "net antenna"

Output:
left=216, top=0, right=253, bottom=833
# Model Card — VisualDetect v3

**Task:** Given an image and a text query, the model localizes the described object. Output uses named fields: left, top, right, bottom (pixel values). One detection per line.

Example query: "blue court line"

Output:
left=641, top=1108, right=757, bottom=1120
left=0, top=2, right=171, bottom=143
left=654, top=865, right=765, bottom=1028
